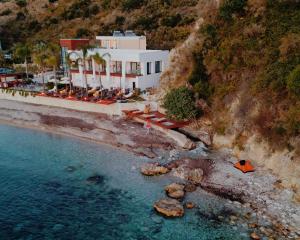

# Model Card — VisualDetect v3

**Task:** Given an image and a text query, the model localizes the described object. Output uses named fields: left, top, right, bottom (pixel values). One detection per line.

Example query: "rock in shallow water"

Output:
left=154, top=198, right=184, bottom=217
left=185, top=202, right=196, bottom=209
left=86, top=175, right=105, bottom=184
left=165, top=183, right=185, bottom=199
left=140, top=163, right=170, bottom=176
left=250, top=232, right=260, bottom=240
left=184, top=183, right=197, bottom=192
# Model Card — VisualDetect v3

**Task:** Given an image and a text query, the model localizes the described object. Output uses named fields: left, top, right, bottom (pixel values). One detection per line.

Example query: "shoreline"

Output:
left=0, top=99, right=299, bottom=239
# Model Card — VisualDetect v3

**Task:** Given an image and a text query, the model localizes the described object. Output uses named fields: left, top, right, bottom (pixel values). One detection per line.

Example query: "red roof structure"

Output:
left=60, top=39, right=90, bottom=50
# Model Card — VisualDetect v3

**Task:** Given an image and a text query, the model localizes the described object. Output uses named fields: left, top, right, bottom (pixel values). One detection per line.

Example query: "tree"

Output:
left=287, top=65, right=300, bottom=98
left=92, top=52, right=105, bottom=88
left=32, top=42, right=48, bottom=93
left=163, top=87, right=201, bottom=121
left=0, top=52, right=5, bottom=67
left=45, top=43, right=60, bottom=93
left=13, top=43, right=31, bottom=80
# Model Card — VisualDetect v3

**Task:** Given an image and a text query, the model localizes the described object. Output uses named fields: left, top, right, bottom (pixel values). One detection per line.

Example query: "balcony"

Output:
left=70, top=69, right=140, bottom=79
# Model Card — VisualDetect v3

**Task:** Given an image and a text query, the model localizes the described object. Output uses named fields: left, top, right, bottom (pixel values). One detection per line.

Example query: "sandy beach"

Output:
left=0, top=99, right=299, bottom=239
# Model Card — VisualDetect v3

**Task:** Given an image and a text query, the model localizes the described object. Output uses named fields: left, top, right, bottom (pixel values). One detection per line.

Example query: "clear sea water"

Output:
left=0, top=124, right=250, bottom=240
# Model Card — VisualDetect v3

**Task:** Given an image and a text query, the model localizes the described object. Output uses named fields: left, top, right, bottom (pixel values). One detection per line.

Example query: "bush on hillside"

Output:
left=122, top=0, right=145, bottom=11
left=16, top=0, right=27, bottom=8
left=188, top=52, right=212, bottom=100
left=163, top=87, right=201, bottom=121
left=219, top=0, right=247, bottom=20
left=161, top=14, right=182, bottom=27
left=76, top=28, right=90, bottom=38
left=0, top=9, right=12, bottom=16
left=287, top=65, right=300, bottom=98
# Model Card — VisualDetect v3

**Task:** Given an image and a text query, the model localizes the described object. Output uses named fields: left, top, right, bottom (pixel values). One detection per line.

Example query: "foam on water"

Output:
left=0, top=124, right=249, bottom=240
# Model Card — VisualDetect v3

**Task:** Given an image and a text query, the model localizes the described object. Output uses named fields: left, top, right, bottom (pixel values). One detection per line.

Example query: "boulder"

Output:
left=185, top=202, right=195, bottom=209
left=184, top=183, right=197, bottom=192
left=141, top=163, right=170, bottom=176
left=187, top=168, right=204, bottom=184
left=154, top=198, right=184, bottom=217
left=250, top=232, right=260, bottom=240
left=165, top=183, right=185, bottom=199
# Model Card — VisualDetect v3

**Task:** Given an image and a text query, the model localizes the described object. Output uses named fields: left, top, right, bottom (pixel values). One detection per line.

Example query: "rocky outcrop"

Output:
left=140, top=163, right=170, bottom=176
left=154, top=198, right=184, bottom=217
left=165, top=183, right=185, bottom=199
left=172, top=166, right=204, bottom=184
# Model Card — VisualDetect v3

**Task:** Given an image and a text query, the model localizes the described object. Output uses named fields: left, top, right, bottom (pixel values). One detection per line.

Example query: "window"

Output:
left=147, top=62, right=152, bottom=75
left=155, top=61, right=162, bottom=73
left=129, top=62, right=141, bottom=75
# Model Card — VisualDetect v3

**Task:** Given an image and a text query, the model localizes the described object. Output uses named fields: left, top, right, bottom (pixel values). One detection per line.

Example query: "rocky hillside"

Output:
left=0, top=0, right=199, bottom=49
left=160, top=0, right=300, bottom=191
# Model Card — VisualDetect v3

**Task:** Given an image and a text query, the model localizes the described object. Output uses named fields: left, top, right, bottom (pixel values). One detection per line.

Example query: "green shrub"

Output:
left=188, top=52, right=212, bottom=99
left=122, top=0, right=145, bottom=11
left=16, top=0, right=27, bottom=8
left=287, top=65, right=300, bottom=98
left=163, top=87, right=201, bottom=121
left=115, top=16, right=125, bottom=25
left=219, top=0, right=247, bottom=21
left=161, top=14, right=182, bottom=27
left=76, top=28, right=90, bottom=38
left=0, top=9, right=12, bottom=16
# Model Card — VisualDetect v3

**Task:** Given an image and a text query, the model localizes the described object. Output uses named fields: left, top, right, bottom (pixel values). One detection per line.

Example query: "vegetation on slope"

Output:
left=0, top=0, right=199, bottom=50
left=163, top=0, right=300, bottom=150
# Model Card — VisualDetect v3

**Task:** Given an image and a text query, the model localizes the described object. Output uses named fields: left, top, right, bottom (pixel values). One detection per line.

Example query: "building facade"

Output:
left=62, top=33, right=169, bottom=91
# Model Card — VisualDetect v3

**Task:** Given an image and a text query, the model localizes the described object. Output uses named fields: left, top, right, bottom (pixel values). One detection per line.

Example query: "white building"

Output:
left=68, top=32, right=169, bottom=91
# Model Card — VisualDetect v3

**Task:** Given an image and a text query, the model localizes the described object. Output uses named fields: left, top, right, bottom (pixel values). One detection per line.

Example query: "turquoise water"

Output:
left=0, top=124, right=249, bottom=240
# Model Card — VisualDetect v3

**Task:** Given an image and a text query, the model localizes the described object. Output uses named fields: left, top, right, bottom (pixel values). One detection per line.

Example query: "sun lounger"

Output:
left=141, top=114, right=156, bottom=119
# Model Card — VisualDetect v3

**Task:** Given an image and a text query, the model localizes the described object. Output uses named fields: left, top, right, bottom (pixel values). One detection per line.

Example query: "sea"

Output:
left=0, top=124, right=250, bottom=240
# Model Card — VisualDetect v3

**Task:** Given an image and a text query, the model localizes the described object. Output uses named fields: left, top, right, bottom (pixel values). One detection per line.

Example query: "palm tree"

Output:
left=13, top=43, right=31, bottom=81
left=80, top=45, right=96, bottom=97
left=66, top=53, right=76, bottom=93
left=0, top=52, right=5, bottom=67
left=91, top=52, right=106, bottom=88
left=32, top=42, right=48, bottom=93
left=45, top=43, right=60, bottom=93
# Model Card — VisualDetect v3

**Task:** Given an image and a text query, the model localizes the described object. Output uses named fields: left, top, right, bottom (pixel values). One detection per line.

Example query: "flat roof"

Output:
left=96, top=36, right=145, bottom=40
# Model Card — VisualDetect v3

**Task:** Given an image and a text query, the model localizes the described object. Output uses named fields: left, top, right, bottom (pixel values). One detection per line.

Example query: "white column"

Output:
left=121, top=60, right=126, bottom=90
left=79, top=64, right=84, bottom=87
left=141, top=61, right=147, bottom=76
left=92, top=58, right=96, bottom=86
left=106, top=59, right=110, bottom=84
left=151, top=61, right=155, bottom=74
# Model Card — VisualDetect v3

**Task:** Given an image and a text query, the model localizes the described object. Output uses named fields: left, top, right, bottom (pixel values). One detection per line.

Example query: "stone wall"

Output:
left=0, top=91, right=145, bottom=116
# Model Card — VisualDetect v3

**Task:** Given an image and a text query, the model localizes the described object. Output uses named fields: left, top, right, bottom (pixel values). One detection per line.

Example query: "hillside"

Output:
left=160, top=0, right=300, bottom=191
left=0, top=0, right=199, bottom=49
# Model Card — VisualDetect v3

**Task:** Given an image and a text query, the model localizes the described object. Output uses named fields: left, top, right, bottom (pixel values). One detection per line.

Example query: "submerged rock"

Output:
left=154, top=198, right=184, bottom=217
left=86, top=175, right=105, bottom=184
left=65, top=166, right=77, bottom=173
left=185, top=202, right=196, bottom=209
left=184, top=183, right=197, bottom=192
left=140, top=163, right=170, bottom=176
left=165, top=183, right=185, bottom=199
left=250, top=232, right=260, bottom=240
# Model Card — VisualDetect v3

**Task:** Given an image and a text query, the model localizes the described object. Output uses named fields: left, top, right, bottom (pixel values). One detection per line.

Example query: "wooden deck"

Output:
left=122, top=109, right=189, bottom=129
